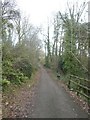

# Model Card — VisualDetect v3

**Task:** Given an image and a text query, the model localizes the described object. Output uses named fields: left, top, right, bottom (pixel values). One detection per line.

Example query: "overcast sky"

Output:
left=15, top=0, right=88, bottom=47
left=16, top=0, right=88, bottom=26
left=16, top=0, right=65, bottom=26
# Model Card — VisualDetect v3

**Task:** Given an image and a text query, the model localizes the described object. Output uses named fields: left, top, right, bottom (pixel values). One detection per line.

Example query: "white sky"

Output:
left=16, top=0, right=66, bottom=26
left=16, top=0, right=88, bottom=46
left=16, top=0, right=88, bottom=26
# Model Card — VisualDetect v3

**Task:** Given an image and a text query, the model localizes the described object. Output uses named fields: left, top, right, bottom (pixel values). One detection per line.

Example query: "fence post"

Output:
left=77, top=79, right=80, bottom=96
left=68, top=74, right=71, bottom=89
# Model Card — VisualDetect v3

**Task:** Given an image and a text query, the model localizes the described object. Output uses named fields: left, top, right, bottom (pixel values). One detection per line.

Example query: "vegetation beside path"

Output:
left=2, top=68, right=41, bottom=118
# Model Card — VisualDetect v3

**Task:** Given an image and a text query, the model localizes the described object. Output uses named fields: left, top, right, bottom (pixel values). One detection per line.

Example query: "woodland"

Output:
left=1, top=0, right=90, bottom=105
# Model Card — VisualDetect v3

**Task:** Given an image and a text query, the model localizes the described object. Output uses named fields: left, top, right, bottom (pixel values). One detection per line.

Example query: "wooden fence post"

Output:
left=77, top=79, right=80, bottom=96
left=68, top=75, right=71, bottom=89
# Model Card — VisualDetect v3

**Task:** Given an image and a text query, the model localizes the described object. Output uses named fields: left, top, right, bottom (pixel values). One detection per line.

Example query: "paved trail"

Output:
left=31, top=67, right=88, bottom=118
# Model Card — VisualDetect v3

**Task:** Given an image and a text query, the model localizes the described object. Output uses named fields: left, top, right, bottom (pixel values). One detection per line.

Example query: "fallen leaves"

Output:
left=2, top=69, right=41, bottom=118
left=5, top=102, right=9, bottom=106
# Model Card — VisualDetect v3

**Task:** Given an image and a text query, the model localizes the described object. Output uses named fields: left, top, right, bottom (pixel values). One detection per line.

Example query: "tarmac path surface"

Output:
left=30, top=67, right=88, bottom=118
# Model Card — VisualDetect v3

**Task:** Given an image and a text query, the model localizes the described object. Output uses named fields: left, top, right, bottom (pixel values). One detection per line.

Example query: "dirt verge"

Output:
left=2, top=69, right=41, bottom=118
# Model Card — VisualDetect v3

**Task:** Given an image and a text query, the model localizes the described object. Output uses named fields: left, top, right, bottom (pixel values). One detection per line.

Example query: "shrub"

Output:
left=2, top=78, right=10, bottom=87
left=2, top=58, right=33, bottom=88
left=14, top=59, right=33, bottom=78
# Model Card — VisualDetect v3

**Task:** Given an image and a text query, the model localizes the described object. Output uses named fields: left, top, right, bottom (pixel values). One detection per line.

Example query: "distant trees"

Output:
left=45, top=23, right=51, bottom=68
